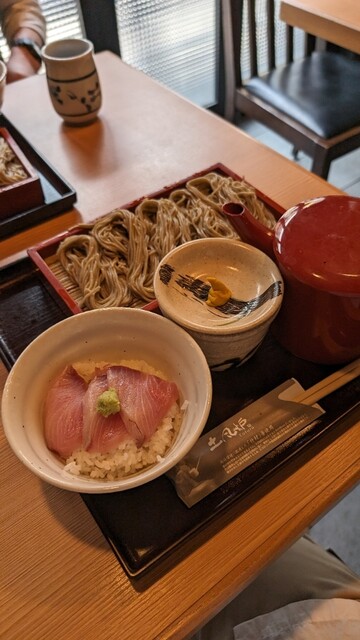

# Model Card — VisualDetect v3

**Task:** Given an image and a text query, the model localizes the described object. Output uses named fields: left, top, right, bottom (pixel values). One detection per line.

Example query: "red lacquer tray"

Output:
left=0, top=114, right=76, bottom=239
left=0, top=127, right=44, bottom=219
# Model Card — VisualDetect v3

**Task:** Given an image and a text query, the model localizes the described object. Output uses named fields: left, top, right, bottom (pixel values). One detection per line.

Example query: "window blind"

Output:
left=114, top=0, right=218, bottom=108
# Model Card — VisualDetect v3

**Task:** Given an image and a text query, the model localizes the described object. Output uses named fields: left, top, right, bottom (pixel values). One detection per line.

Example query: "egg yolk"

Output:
left=206, top=277, right=231, bottom=307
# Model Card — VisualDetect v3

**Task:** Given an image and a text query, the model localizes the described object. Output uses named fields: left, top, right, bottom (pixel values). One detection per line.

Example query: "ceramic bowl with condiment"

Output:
left=154, top=237, right=284, bottom=370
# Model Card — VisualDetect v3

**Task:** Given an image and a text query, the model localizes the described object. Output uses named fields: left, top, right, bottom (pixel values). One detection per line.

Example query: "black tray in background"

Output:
left=1, top=258, right=359, bottom=577
left=0, top=114, right=77, bottom=239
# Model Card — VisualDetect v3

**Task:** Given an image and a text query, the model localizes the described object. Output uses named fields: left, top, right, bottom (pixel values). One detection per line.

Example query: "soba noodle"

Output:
left=0, top=136, right=28, bottom=185
left=56, top=173, right=276, bottom=310
left=186, top=172, right=276, bottom=229
left=169, top=187, right=240, bottom=239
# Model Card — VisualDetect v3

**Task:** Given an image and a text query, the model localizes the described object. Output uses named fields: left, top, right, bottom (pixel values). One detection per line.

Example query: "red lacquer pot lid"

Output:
left=273, top=196, right=360, bottom=295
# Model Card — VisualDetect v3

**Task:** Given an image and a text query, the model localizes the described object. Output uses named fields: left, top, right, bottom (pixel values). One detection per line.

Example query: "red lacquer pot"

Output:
left=223, top=196, right=360, bottom=364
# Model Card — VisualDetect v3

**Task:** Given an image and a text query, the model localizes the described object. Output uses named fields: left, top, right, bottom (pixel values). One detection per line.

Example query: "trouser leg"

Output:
left=191, top=536, right=360, bottom=640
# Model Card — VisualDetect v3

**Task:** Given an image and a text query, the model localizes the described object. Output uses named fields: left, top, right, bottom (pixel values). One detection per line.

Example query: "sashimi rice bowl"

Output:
left=1, top=308, right=213, bottom=492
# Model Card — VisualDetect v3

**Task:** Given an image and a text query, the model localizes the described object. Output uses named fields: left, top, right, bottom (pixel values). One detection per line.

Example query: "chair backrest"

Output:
left=222, top=0, right=360, bottom=179
left=226, top=0, right=316, bottom=87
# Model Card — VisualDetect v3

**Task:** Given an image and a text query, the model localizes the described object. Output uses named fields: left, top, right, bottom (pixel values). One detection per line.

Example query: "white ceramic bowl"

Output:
left=154, top=238, right=284, bottom=370
left=1, top=308, right=212, bottom=493
left=0, top=60, right=6, bottom=109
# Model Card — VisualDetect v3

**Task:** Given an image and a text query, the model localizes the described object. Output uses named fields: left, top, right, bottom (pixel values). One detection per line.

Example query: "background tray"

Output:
left=0, top=114, right=76, bottom=239
left=1, top=257, right=359, bottom=576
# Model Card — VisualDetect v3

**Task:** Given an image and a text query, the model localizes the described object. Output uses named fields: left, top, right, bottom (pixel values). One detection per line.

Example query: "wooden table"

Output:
left=280, top=0, right=360, bottom=55
left=1, top=52, right=359, bottom=640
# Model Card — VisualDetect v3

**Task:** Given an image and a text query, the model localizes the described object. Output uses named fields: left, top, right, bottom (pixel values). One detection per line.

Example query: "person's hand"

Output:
left=6, top=45, right=41, bottom=83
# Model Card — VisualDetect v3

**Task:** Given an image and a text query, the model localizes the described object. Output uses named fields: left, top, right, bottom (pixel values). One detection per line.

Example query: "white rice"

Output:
left=63, top=359, right=183, bottom=481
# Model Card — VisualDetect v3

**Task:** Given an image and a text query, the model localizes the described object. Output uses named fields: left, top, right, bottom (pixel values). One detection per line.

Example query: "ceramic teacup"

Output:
left=42, top=38, right=102, bottom=126
left=0, top=60, right=7, bottom=109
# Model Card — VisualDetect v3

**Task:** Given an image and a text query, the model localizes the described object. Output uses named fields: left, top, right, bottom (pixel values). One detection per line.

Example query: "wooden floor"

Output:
left=309, top=483, right=360, bottom=573
left=236, top=116, right=360, bottom=574
left=238, top=117, right=360, bottom=196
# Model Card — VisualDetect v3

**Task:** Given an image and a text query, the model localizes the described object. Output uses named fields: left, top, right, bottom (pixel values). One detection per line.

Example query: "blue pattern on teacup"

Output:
left=47, top=70, right=101, bottom=121
left=49, top=79, right=101, bottom=114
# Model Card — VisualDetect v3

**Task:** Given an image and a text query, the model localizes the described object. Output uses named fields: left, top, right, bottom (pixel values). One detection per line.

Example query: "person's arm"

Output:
left=1, top=0, right=46, bottom=82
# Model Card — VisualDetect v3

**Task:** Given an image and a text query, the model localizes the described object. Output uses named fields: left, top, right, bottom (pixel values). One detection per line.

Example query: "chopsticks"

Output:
left=295, top=358, right=360, bottom=406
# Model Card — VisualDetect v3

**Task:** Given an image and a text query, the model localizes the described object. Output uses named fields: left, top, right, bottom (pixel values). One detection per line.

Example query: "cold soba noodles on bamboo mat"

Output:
left=55, top=172, right=276, bottom=310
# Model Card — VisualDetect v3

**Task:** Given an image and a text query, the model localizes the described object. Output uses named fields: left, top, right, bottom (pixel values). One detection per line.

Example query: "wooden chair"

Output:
left=221, top=0, right=360, bottom=179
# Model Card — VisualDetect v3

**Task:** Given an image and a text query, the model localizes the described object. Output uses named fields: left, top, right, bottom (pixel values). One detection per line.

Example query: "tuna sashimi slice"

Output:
left=44, top=365, right=86, bottom=458
left=82, top=373, right=130, bottom=453
left=107, top=365, right=179, bottom=444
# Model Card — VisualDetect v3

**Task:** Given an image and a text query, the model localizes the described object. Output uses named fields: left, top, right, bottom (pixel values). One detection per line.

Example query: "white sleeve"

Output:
left=233, top=598, right=360, bottom=640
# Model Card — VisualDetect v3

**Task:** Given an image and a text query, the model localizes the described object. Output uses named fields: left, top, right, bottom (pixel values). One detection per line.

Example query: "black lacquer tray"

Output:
left=0, top=114, right=76, bottom=239
left=1, top=258, right=359, bottom=576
